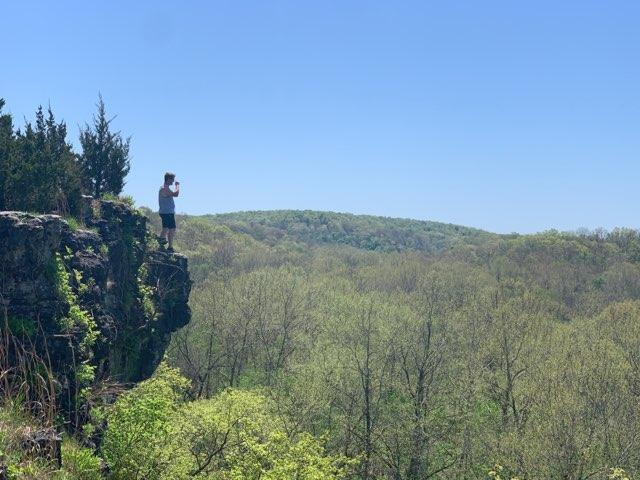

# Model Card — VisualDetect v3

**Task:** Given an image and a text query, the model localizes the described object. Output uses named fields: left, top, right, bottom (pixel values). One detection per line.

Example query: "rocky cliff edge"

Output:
left=0, top=198, right=191, bottom=424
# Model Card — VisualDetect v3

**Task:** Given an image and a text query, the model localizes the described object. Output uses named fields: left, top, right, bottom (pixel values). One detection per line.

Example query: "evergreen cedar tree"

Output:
left=79, top=94, right=131, bottom=199
left=0, top=103, right=83, bottom=216
left=0, top=96, right=130, bottom=217
left=0, top=98, right=11, bottom=211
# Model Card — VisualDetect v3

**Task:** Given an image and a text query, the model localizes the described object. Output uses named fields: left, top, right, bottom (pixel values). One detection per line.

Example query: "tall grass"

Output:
left=0, top=301, right=58, bottom=424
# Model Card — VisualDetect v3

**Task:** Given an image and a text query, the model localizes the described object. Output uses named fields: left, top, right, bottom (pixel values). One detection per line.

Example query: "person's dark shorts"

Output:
left=160, top=213, right=176, bottom=229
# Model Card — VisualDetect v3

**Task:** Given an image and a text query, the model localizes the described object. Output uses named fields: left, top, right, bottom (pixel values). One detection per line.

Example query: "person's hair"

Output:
left=164, top=172, right=175, bottom=183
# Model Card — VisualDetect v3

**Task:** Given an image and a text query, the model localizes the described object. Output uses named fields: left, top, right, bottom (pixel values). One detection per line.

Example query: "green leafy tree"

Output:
left=79, top=94, right=131, bottom=198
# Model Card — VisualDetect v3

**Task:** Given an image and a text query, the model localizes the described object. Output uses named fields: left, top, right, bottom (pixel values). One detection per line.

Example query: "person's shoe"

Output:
left=167, top=246, right=175, bottom=253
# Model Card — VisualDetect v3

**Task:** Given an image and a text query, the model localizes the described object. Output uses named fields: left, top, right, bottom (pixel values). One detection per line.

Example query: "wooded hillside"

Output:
left=207, top=209, right=496, bottom=252
left=152, top=209, right=640, bottom=479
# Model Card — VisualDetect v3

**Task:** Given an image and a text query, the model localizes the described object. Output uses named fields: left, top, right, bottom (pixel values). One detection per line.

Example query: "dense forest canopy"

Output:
left=146, top=209, right=640, bottom=479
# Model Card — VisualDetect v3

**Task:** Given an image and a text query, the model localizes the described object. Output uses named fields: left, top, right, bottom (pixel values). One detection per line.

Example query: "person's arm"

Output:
left=172, top=181, right=180, bottom=197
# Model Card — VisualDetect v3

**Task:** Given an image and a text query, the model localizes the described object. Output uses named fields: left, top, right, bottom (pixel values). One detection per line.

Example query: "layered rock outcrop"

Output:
left=0, top=199, right=191, bottom=422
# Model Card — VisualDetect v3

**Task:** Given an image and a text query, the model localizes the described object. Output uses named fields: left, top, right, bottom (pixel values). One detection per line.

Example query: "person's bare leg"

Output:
left=160, top=227, right=168, bottom=242
left=168, top=228, right=176, bottom=249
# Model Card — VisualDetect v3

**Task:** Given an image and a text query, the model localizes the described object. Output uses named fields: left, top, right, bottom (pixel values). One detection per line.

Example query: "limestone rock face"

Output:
left=0, top=200, right=191, bottom=421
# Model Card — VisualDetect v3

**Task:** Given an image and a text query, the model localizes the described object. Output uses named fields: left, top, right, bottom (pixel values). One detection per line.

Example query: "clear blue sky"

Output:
left=1, top=1, right=639, bottom=233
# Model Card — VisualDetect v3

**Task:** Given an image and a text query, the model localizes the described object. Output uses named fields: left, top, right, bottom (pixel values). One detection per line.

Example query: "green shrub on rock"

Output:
left=52, top=253, right=98, bottom=358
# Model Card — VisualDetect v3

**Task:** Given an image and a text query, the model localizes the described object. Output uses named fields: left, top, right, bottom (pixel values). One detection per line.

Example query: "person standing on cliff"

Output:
left=158, top=172, right=180, bottom=252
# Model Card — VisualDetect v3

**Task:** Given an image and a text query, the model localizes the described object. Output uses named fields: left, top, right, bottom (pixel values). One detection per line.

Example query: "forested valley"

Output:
left=150, top=209, right=640, bottom=479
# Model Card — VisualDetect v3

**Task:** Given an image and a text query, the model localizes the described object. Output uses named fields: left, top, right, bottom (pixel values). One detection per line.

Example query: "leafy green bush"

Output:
left=101, top=363, right=189, bottom=479
left=102, top=365, right=352, bottom=480
left=164, top=389, right=354, bottom=479
left=163, top=389, right=277, bottom=478
left=58, top=439, right=102, bottom=480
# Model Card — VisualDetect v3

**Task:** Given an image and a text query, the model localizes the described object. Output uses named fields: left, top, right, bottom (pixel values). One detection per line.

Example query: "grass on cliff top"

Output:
left=101, top=193, right=135, bottom=208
